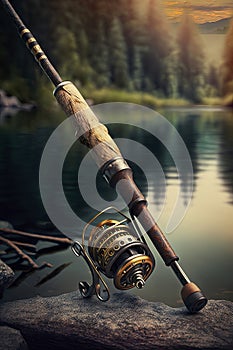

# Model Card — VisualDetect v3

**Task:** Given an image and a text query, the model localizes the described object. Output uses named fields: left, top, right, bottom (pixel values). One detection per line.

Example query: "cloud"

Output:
left=185, top=5, right=233, bottom=12
left=164, top=1, right=233, bottom=23
left=167, top=0, right=233, bottom=9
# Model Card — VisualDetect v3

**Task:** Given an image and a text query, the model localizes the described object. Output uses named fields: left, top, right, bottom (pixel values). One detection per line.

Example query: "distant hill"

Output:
left=199, top=17, right=232, bottom=34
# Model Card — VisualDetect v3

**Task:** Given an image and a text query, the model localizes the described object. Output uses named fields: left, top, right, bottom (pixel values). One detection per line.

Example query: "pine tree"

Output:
left=123, top=0, right=148, bottom=84
left=53, top=27, right=81, bottom=82
left=221, top=19, right=233, bottom=102
left=132, top=46, right=143, bottom=90
left=162, top=53, right=178, bottom=98
left=144, top=0, right=175, bottom=95
left=108, top=17, right=129, bottom=89
left=205, top=64, right=220, bottom=97
left=124, top=0, right=146, bottom=48
left=176, top=13, right=205, bottom=102
left=77, top=29, right=89, bottom=61
left=0, top=32, right=7, bottom=81
left=91, top=21, right=110, bottom=87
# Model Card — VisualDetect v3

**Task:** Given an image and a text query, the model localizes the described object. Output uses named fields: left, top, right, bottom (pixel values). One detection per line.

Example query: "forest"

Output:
left=0, top=0, right=232, bottom=107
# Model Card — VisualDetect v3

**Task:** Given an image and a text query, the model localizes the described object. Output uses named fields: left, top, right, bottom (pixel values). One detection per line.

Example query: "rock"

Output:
left=35, top=221, right=55, bottom=231
left=0, top=259, right=15, bottom=293
left=0, top=326, right=28, bottom=350
left=0, top=90, right=21, bottom=108
left=0, top=220, right=14, bottom=229
left=0, top=292, right=232, bottom=350
left=0, top=221, right=15, bottom=294
left=0, top=90, right=35, bottom=110
left=0, top=107, right=19, bottom=122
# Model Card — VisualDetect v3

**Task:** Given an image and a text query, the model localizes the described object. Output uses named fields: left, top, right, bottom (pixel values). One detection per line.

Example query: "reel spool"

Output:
left=89, top=219, right=154, bottom=290
left=72, top=207, right=155, bottom=301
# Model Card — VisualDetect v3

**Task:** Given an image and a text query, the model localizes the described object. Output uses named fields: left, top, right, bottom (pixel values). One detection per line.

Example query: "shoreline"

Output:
left=0, top=291, right=232, bottom=350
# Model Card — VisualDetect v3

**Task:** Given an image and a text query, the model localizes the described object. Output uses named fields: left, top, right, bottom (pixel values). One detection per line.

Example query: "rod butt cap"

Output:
left=181, top=282, right=208, bottom=313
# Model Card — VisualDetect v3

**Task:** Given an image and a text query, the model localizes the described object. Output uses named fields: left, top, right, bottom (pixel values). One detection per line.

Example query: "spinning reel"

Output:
left=2, top=0, right=207, bottom=313
left=72, top=207, right=155, bottom=301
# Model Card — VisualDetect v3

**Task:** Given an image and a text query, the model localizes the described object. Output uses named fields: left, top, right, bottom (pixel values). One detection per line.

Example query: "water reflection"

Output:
left=0, top=106, right=232, bottom=306
left=218, top=113, right=233, bottom=204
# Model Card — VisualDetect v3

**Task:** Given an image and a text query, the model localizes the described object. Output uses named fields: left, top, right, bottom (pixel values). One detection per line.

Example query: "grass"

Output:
left=222, top=94, right=233, bottom=107
left=82, top=87, right=229, bottom=109
left=3, top=77, right=228, bottom=110
left=201, top=96, right=223, bottom=105
left=82, top=88, right=190, bottom=108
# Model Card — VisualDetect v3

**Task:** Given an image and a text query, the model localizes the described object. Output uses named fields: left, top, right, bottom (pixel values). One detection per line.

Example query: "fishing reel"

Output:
left=72, top=207, right=155, bottom=301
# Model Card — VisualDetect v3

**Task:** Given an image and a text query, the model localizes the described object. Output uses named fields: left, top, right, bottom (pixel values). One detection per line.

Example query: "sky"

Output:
left=163, top=1, right=233, bottom=23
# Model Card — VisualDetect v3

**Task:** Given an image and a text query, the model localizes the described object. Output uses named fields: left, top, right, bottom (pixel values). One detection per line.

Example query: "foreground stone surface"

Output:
left=0, top=292, right=232, bottom=350
left=0, top=326, right=28, bottom=350
left=0, top=259, right=14, bottom=293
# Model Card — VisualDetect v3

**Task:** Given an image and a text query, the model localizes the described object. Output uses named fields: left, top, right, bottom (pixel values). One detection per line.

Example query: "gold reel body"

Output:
left=88, top=217, right=155, bottom=290
left=72, top=207, right=155, bottom=301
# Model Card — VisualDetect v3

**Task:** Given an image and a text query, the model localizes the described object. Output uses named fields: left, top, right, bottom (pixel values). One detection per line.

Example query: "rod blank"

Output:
left=1, top=0, right=62, bottom=86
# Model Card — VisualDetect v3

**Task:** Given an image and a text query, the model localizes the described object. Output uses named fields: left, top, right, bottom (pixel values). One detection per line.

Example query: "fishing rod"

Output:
left=1, top=0, right=207, bottom=313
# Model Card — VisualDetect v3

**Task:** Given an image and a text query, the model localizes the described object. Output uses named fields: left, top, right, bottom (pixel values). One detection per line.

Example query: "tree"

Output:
left=124, top=0, right=146, bottom=49
left=205, top=64, right=220, bottom=97
left=221, top=19, right=233, bottom=101
left=132, top=46, right=143, bottom=90
left=108, top=17, right=129, bottom=89
left=0, top=33, right=7, bottom=81
left=144, top=0, right=175, bottom=96
left=123, top=0, right=148, bottom=85
left=53, top=27, right=81, bottom=82
left=77, top=29, right=89, bottom=62
left=176, top=13, right=205, bottom=102
left=92, top=21, right=110, bottom=87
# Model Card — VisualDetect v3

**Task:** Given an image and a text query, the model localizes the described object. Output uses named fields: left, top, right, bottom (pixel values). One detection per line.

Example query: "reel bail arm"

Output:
left=72, top=241, right=110, bottom=302
left=77, top=207, right=155, bottom=296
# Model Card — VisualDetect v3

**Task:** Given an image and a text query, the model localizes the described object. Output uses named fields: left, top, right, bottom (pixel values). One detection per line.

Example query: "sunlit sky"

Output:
left=163, top=1, right=233, bottom=23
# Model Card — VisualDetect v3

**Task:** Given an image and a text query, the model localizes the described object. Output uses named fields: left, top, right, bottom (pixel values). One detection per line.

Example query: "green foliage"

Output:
left=132, top=46, right=143, bottom=90
left=92, top=21, right=110, bottom=87
left=221, top=19, right=233, bottom=101
left=201, top=96, right=222, bottom=105
left=2, top=76, right=31, bottom=103
left=204, top=64, right=220, bottom=98
left=144, top=0, right=175, bottom=96
left=176, top=14, right=206, bottom=103
left=77, top=29, right=89, bottom=61
left=83, top=87, right=189, bottom=108
left=0, top=0, right=224, bottom=105
left=33, top=75, right=55, bottom=108
left=53, top=27, right=81, bottom=81
left=108, top=17, right=129, bottom=88
left=0, top=34, right=6, bottom=80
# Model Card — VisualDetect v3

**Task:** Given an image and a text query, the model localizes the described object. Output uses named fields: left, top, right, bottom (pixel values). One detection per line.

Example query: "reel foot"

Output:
left=181, top=282, right=208, bottom=313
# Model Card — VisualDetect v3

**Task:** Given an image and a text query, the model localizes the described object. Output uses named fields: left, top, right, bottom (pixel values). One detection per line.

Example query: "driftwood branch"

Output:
left=0, top=227, right=72, bottom=245
left=0, top=226, right=72, bottom=289
left=11, top=241, right=36, bottom=249
left=0, top=236, right=40, bottom=269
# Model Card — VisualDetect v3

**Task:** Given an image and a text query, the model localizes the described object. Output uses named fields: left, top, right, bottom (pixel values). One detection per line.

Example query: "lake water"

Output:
left=0, top=104, right=232, bottom=307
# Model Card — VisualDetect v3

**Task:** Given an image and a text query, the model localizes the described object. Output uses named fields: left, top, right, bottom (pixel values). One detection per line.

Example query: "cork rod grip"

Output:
left=54, top=82, right=122, bottom=169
